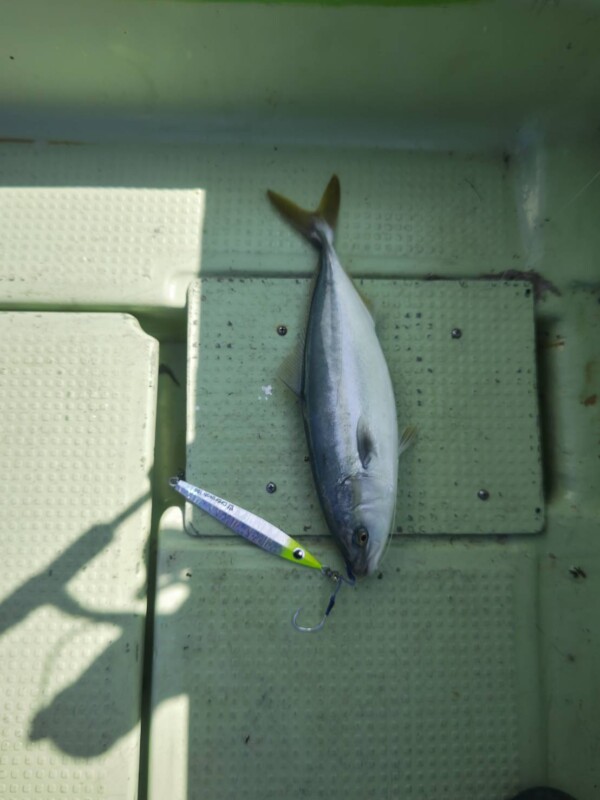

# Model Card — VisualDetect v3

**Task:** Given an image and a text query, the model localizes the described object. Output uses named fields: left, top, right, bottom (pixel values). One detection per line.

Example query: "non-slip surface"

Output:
left=0, top=145, right=205, bottom=309
left=0, top=136, right=598, bottom=800
left=0, top=313, right=157, bottom=799
left=0, top=143, right=515, bottom=308
left=149, top=509, right=542, bottom=800
left=185, top=278, right=543, bottom=538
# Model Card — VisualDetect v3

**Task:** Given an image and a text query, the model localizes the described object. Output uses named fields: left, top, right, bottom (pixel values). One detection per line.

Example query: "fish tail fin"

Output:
left=267, top=175, right=340, bottom=247
left=316, top=174, right=341, bottom=230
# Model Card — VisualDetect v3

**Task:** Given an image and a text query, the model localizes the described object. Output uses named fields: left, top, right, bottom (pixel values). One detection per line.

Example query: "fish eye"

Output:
left=354, top=526, right=369, bottom=547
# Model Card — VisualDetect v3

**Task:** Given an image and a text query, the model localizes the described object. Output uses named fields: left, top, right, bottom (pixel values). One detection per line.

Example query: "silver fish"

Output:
left=268, top=176, right=413, bottom=578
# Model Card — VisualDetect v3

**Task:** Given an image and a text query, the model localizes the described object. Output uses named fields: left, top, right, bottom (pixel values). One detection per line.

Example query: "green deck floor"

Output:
left=1, top=2, right=600, bottom=799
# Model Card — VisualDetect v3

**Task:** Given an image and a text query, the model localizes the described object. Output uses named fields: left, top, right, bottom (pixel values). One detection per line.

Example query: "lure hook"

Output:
left=291, top=568, right=354, bottom=633
left=291, top=608, right=327, bottom=634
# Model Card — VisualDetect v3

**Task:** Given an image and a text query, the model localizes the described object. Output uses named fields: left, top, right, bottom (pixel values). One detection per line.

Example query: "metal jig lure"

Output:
left=170, top=477, right=353, bottom=632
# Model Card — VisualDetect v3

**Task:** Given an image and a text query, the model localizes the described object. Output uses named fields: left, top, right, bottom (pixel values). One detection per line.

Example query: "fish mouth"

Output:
left=345, top=556, right=369, bottom=579
left=345, top=544, right=384, bottom=579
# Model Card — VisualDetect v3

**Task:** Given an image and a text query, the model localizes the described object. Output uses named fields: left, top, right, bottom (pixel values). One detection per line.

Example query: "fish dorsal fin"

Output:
left=267, top=175, right=340, bottom=244
left=357, top=416, right=377, bottom=469
left=277, top=338, right=304, bottom=397
left=398, top=425, right=417, bottom=457
left=276, top=275, right=315, bottom=397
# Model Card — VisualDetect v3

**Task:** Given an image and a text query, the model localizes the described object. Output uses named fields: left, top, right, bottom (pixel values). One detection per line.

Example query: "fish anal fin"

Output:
left=399, top=425, right=417, bottom=457
left=357, top=416, right=377, bottom=469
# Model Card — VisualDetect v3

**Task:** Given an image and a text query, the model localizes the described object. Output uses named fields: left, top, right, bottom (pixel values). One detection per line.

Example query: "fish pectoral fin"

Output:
left=398, top=425, right=417, bottom=457
left=356, top=416, right=377, bottom=469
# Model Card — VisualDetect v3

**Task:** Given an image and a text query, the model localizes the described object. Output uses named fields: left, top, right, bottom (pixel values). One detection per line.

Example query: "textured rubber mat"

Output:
left=149, top=508, right=543, bottom=800
left=0, top=313, right=157, bottom=799
left=185, top=278, right=543, bottom=538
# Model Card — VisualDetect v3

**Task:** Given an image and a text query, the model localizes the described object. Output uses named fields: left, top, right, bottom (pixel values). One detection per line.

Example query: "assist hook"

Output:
left=292, top=567, right=355, bottom=633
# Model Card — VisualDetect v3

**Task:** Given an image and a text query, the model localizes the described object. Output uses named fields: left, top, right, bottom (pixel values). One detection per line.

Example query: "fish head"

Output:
left=334, top=473, right=396, bottom=579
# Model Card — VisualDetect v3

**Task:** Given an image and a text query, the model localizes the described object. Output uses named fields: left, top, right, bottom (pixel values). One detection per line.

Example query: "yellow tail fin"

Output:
left=267, top=175, right=340, bottom=244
